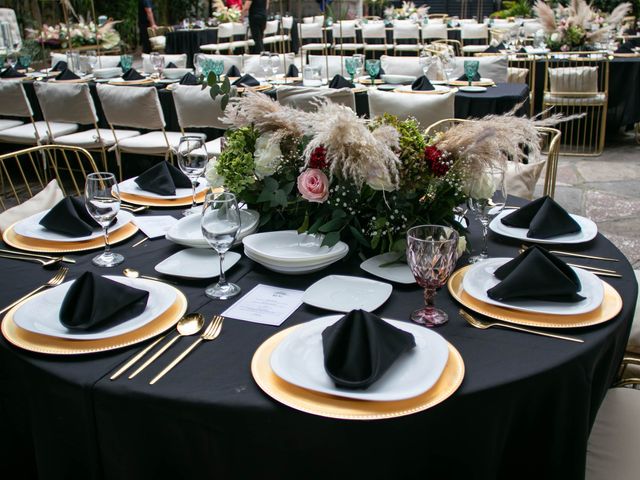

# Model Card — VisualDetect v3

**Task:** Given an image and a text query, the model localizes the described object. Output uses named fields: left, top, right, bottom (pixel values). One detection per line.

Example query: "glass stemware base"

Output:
left=205, top=281, right=241, bottom=300
left=91, top=251, right=124, bottom=267
left=410, top=306, right=449, bottom=327
left=468, top=253, right=488, bottom=264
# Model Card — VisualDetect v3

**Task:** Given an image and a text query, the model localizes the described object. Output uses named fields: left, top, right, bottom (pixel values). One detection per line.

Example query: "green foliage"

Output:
left=491, top=0, right=533, bottom=19
left=216, top=127, right=259, bottom=194
left=204, top=71, right=231, bottom=111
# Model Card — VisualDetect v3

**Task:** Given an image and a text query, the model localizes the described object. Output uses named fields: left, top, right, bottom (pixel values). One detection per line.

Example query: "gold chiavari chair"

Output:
left=147, top=26, right=173, bottom=53
left=542, top=52, right=610, bottom=156
left=508, top=53, right=537, bottom=117
left=431, top=38, right=462, bottom=57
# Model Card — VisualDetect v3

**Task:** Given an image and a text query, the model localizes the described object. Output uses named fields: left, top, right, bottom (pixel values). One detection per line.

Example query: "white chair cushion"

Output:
left=34, top=81, right=98, bottom=124
left=54, top=128, right=140, bottom=148
left=333, top=43, right=365, bottom=50
left=96, top=84, right=165, bottom=130
left=242, top=54, right=295, bottom=77
left=367, top=88, right=456, bottom=129
left=364, top=44, right=391, bottom=51
left=395, top=44, right=421, bottom=51
left=276, top=86, right=356, bottom=112
left=543, top=92, right=607, bottom=106
left=451, top=55, right=508, bottom=83
left=0, top=119, right=23, bottom=131
left=462, top=44, right=490, bottom=53
left=508, top=67, right=529, bottom=84
left=0, top=81, right=33, bottom=117
left=116, top=131, right=205, bottom=155
left=308, top=55, right=351, bottom=79
left=0, top=121, right=77, bottom=144
left=505, top=159, right=547, bottom=200
left=263, top=34, right=290, bottom=44
left=380, top=55, right=425, bottom=78
left=0, top=179, right=64, bottom=233
left=549, top=66, right=598, bottom=93
left=149, top=36, right=166, bottom=49
left=194, top=137, right=223, bottom=158
left=586, top=387, right=640, bottom=480
left=96, top=56, right=122, bottom=68
left=172, top=84, right=231, bottom=129
left=627, top=269, right=640, bottom=354
left=301, top=43, right=331, bottom=50
left=201, top=42, right=233, bottom=52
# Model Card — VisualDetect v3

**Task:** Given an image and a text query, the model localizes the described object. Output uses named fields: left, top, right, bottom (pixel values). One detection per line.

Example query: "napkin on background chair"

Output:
left=39, top=196, right=101, bottom=237
left=134, top=161, right=192, bottom=196
left=501, top=196, right=581, bottom=239
left=322, top=309, right=416, bottom=390
left=226, top=65, right=241, bottom=77
left=285, top=64, right=299, bottom=77
left=166, top=62, right=177, bottom=68
left=232, top=74, right=259, bottom=87
left=51, top=60, right=67, bottom=72
left=615, top=42, right=635, bottom=54
left=122, top=68, right=145, bottom=81
left=456, top=71, right=481, bottom=82
left=487, top=246, right=585, bottom=302
left=55, top=69, right=80, bottom=81
left=180, top=72, right=199, bottom=85
left=60, top=272, right=149, bottom=330
left=0, top=67, right=26, bottom=78
left=411, top=75, right=435, bottom=91
left=328, top=74, right=353, bottom=89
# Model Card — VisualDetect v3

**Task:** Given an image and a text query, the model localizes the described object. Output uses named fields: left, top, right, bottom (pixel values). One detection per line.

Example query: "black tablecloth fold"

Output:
left=501, top=196, right=581, bottom=239
left=39, top=196, right=99, bottom=237
left=134, top=161, right=191, bottom=196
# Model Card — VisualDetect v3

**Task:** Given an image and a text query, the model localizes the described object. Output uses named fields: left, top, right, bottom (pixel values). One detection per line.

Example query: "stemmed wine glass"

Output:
left=176, top=136, right=208, bottom=216
left=85, top=172, right=124, bottom=267
left=406, top=225, right=459, bottom=327
left=269, top=53, right=280, bottom=81
left=365, top=59, right=380, bottom=85
left=259, top=51, right=271, bottom=79
left=466, top=166, right=507, bottom=263
left=201, top=192, right=242, bottom=300
left=345, top=57, right=357, bottom=84
left=352, top=54, right=364, bottom=79
left=419, top=50, right=434, bottom=77
left=441, top=49, right=456, bottom=83
left=464, top=60, right=479, bottom=86
left=85, top=50, right=98, bottom=73
left=150, top=52, right=164, bottom=78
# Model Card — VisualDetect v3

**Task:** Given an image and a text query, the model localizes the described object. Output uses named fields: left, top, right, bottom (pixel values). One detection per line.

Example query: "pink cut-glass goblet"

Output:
left=406, top=225, right=459, bottom=327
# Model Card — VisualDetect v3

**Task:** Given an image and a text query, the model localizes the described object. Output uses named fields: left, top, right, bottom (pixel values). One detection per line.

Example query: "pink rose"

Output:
left=297, top=168, right=329, bottom=203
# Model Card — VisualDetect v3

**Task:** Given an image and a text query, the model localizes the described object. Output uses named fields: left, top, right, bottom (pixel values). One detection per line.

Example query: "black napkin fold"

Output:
left=411, top=75, right=435, bottom=91
left=122, top=68, right=145, bottom=81
left=226, top=65, right=241, bottom=77
left=517, top=47, right=528, bottom=54
left=484, top=45, right=500, bottom=53
left=180, top=72, right=199, bottom=85
left=134, top=161, right=192, bottom=196
left=457, top=71, right=481, bottom=82
left=285, top=64, right=299, bottom=77
left=0, top=66, right=26, bottom=78
left=60, top=272, right=149, bottom=331
left=487, top=246, right=585, bottom=303
left=55, top=68, right=80, bottom=81
left=166, top=62, right=177, bottom=68
left=39, top=196, right=100, bottom=237
left=501, top=196, right=581, bottom=239
left=328, top=74, right=353, bottom=89
left=51, top=60, right=67, bottom=72
left=322, top=310, right=416, bottom=390
left=232, top=73, right=259, bottom=87
left=615, top=42, right=634, bottom=54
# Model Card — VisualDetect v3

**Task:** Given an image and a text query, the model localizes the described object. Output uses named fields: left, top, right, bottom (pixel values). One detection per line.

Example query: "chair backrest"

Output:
left=451, top=55, right=508, bottom=82
left=0, top=81, right=33, bottom=118
left=282, top=16, right=294, bottom=29
left=308, top=55, right=348, bottom=79
left=544, top=53, right=609, bottom=96
left=303, top=15, right=324, bottom=24
left=0, top=144, right=99, bottom=210
left=198, top=54, right=243, bottom=73
left=34, top=81, right=98, bottom=125
left=362, top=22, right=386, bottom=40
left=523, top=22, right=543, bottom=36
left=458, top=19, right=478, bottom=25
left=142, top=53, right=187, bottom=73
left=299, top=23, right=324, bottom=40
left=231, top=22, right=247, bottom=36
left=276, top=86, right=356, bottom=112
left=332, top=21, right=358, bottom=39
left=0, top=8, right=21, bottom=50
left=368, top=88, right=456, bottom=129
left=96, top=84, right=165, bottom=130
left=422, top=23, right=448, bottom=40
left=380, top=55, right=424, bottom=77
left=96, top=55, right=122, bottom=68
left=393, top=22, right=420, bottom=41
left=172, top=84, right=232, bottom=129
left=264, top=20, right=279, bottom=36
left=243, top=53, right=295, bottom=76
left=461, top=24, right=488, bottom=41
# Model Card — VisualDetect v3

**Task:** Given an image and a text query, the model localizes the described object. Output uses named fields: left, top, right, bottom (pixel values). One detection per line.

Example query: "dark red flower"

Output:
left=309, top=146, right=328, bottom=169
left=424, top=145, right=450, bottom=177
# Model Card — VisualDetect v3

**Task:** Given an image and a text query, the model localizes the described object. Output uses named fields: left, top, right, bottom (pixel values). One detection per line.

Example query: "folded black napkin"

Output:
left=60, top=272, right=149, bottom=331
left=232, top=73, right=259, bottom=87
left=457, top=71, right=481, bottom=82
left=517, top=47, right=528, bottom=54
left=122, top=68, right=145, bottom=81
left=226, top=65, right=241, bottom=77
left=285, top=64, right=299, bottom=77
left=322, top=310, right=416, bottom=390
left=134, top=161, right=191, bottom=196
left=51, top=60, right=67, bottom=72
left=180, top=72, right=199, bottom=85
left=39, top=196, right=100, bottom=237
left=615, top=42, right=634, bottom=54
left=411, top=75, right=435, bottom=91
left=55, top=68, right=80, bottom=81
left=484, top=45, right=501, bottom=53
left=501, top=196, right=581, bottom=239
left=328, top=74, right=353, bottom=89
left=166, top=62, right=177, bottom=68
left=487, top=246, right=585, bottom=303
left=0, top=66, right=26, bottom=79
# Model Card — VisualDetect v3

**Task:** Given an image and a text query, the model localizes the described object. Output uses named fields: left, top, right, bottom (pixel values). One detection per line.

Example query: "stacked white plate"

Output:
left=242, top=230, right=349, bottom=274
left=165, top=209, right=259, bottom=248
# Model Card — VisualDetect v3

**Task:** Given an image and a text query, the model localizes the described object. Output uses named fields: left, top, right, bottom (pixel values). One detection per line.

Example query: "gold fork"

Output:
left=150, top=315, right=224, bottom=385
left=0, top=267, right=69, bottom=315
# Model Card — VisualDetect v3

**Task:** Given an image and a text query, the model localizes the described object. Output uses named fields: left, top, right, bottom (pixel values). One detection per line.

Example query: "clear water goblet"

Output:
left=176, top=136, right=208, bottom=216
left=419, top=50, right=434, bottom=77
left=85, top=172, right=124, bottom=267
left=270, top=53, right=280, bottom=80
left=259, top=51, right=271, bottom=79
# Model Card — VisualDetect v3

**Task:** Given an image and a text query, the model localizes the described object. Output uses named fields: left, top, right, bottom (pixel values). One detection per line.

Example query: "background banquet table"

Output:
left=0, top=200, right=636, bottom=479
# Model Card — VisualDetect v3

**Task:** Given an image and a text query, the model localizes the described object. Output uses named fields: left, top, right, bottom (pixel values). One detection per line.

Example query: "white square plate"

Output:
left=303, top=275, right=392, bottom=312
left=155, top=248, right=241, bottom=279
left=360, top=252, right=416, bottom=284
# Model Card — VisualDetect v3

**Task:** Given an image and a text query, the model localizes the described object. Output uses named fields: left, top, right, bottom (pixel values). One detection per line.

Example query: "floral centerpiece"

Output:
left=384, top=1, right=429, bottom=22
left=533, top=0, right=631, bottom=51
left=206, top=93, right=554, bottom=256
left=211, top=0, right=242, bottom=24
left=27, top=18, right=121, bottom=50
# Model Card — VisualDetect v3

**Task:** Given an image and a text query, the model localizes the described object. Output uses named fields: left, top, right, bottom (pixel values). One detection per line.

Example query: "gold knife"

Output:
left=0, top=248, right=76, bottom=264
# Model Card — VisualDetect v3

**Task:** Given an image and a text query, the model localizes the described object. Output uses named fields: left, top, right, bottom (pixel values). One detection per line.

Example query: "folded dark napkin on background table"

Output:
left=518, top=47, right=528, bottom=54
left=122, top=68, right=145, bottom=81
left=51, top=60, right=67, bottom=72
left=501, top=196, right=581, bottom=239
left=134, top=161, right=191, bottom=196
left=285, top=64, right=298, bottom=77
left=456, top=71, right=481, bottom=82
left=615, top=42, right=635, bottom=54
left=55, top=69, right=80, bottom=81
left=39, top=196, right=101, bottom=237
left=60, top=272, right=149, bottom=330
left=484, top=45, right=501, bottom=53
left=166, top=62, right=177, bottom=68
left=232, top=74, right=259, bottom=87
left=487, top=246, right=585, bottom=303
left=0, top=67, right=26, bottom=78
left=411, top=75, right=435, bottom=91
left=329, top=74, right=353, bottom=89
left=227, top=65, right=241, bottom=77
left=322, top=309, right=416, bottom=390
left=180, top=72, right=199, bottom=85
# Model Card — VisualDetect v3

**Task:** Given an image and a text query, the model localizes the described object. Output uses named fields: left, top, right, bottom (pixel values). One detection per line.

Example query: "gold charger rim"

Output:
left=1, top=288, right=187, bottom=355
left=120, top=189, right=207, bottom=207
left=2, top=221, right=138, bottom=253
left=251, top=324, right=465, bottom=420
left=107, top=78, right=155, bottom=86
left=448, top=80, right=495, bottom=87
left=394, top=88, right=452, bottom=95
left=447, top=265, right=623, bottom=329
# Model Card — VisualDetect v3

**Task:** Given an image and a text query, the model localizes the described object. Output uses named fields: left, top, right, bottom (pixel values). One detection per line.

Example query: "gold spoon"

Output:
left=123, top=268, right=177, bottom=284
left=128, top=313, right=205, bottom=379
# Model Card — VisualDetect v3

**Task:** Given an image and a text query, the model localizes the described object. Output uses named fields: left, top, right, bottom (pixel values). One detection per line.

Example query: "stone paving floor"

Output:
left=540, top=130, right=640, bottom=268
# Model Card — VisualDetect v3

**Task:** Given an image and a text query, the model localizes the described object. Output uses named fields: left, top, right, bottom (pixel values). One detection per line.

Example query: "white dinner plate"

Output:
left=13, top=210, right=133, bottom=243
left=430, top=79, right=447, bottom=85
left=118, top=177, right=207, bottom=200
left=462, top=257, right=604, bottom=315
left=489, top=209, right=598, bottom=244
left=13, top=276, right=177, bottom=340
left=154, top=248, right=241, bottom=278
left=395, top=84, right=452, bottom=93
left=360, top=252, right=416, bottom=285
left=270, top=315, right=450, bottom=401
left=303, top=275, right=392, bottom=312
left=165, top=209, right=259, bottom=248
left=459, top=86, right=487, bottom=92
left=242, top=230, right=349, bottom=264
left=244, top=248, right=347, bottom=274
left=381, top=74, right=416, bottom=84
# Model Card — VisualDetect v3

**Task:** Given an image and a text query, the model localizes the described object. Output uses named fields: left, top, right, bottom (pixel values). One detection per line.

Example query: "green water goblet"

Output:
left=345, top=57, right=357, bottom=84
left=464, top=60, right=479, bottom=86
left=365, top=59, right=380, bottom=84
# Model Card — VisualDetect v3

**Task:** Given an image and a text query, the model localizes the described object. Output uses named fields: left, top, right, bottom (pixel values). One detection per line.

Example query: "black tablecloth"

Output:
left=0, top=198, right=636, bottom=479
left=455, top=82, right=529, bottom=117
left=165, top=29, right=218, bottom=67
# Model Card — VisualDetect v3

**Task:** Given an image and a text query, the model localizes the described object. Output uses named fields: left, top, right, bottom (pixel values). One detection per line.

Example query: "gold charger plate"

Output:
left=395, top=88, right=453, bottom=95
left=108, top=78, right=155, bottom=86
left=237, top=83, right=273, bottom=93
left=3, top=221, right=138, bottom=253
left=120, top=188, right=207, bottom=207
left=448, top=80, right=495, bottom=87
left=612, top=53, right=640, bottom=58
left=49, top=77, right=90, bottom=83
left=1, top=288, right=187, bottom=354
left=447, top=265, right=623, bottom=329
left=357, top=77, right=384, bottom=85
left=251, top=324, right=465, bottom=420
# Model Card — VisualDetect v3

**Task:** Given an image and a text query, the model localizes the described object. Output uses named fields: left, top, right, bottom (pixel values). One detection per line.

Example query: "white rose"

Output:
left=551, top=32, right=560, bottom=42
left=205, top=157, right=225, bottom=188
left=456, top=235, right=467, bottom=258
left=466, top=172, right=496, bottom=199
left=254, top=133, right=282, bottom=179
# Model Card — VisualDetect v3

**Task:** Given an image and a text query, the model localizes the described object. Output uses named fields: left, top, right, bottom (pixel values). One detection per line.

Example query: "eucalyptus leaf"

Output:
left=322, top=231, right=341, bottom=248
left=318, top=217, right=346, bottom=233
left=220, top=94, right=229, bottom=111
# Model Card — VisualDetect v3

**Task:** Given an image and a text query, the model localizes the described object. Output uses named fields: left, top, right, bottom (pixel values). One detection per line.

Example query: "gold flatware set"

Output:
left=518, top=246, right=622, bottom=277
left=0, top=267, right=69, bottom=315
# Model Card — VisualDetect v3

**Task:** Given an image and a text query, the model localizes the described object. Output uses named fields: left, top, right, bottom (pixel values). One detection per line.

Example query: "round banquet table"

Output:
left=0, top=200, right=637, bottom=480
left=165, top=28, right=218, bottom=68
